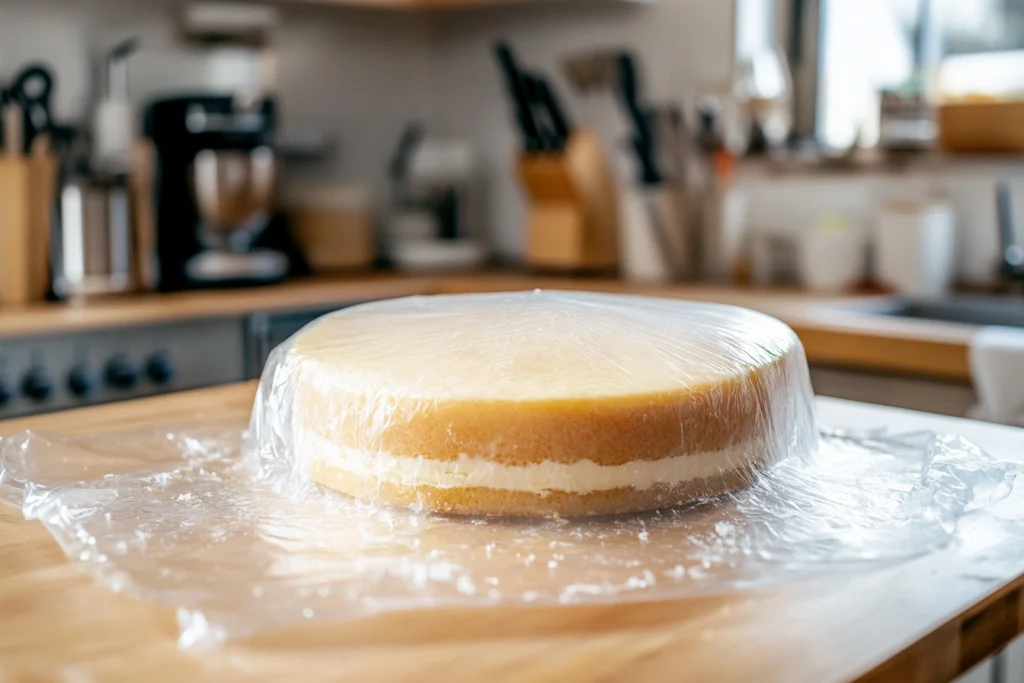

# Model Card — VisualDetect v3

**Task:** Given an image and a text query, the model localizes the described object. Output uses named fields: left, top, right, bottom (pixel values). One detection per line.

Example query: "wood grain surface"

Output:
left=0, top=273, right=976, bottom=381
left=2, top=385, right=1024, bottom=682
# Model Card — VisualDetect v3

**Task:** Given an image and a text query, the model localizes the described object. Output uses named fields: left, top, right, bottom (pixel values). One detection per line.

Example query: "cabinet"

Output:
left=809, top=366, right=976, bottom=418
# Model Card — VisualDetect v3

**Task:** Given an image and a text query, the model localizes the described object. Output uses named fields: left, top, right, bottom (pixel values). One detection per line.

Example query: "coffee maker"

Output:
left=143, top=94, right=290, bottom=291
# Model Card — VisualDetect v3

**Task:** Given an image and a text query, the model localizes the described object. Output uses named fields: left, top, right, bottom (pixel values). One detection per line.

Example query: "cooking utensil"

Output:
left=53, top=173, right=135, bottom=299
left=620, top=185, right=675, bottom=282
left=94, top=37, right=140, bottom=173
left=389, top=123, right=422, bottom=184
left=494, top=42, right=544, bottom=153
left=652, top=105, right=688, bottom=185
left=523, top=72, right=572, bottom=152
left=615, top=53, right=661, bottom=185
left=7, top=64, right=55, bottom=154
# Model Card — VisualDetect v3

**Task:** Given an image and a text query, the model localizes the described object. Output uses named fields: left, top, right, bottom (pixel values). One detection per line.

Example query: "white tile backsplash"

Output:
left=735, top=166, right=1024, bottom=285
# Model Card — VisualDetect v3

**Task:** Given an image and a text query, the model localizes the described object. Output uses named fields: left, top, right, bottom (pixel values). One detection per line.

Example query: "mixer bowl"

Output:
left=192, top=146, right=276, bottom=250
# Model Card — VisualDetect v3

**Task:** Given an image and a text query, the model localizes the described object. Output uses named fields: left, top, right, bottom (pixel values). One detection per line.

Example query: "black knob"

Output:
left=0, top=377, right=12, bottom=408
left=145, top=352, right=175, bottom=386
left=67, top=365, right=97, bottom=398
left=21, top=367, right=53, bottom=403
left=104, top=356, right=138, bottom=390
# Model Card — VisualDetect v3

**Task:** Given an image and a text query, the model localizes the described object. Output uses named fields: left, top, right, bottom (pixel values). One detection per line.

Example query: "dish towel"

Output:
left=969, top=326, right=1024, bottom=426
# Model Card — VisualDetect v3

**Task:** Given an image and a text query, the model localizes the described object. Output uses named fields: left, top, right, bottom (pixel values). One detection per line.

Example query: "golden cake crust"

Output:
left=279, top=291, right=810, bottom=516
left=294, top=356, right=788, bottom=466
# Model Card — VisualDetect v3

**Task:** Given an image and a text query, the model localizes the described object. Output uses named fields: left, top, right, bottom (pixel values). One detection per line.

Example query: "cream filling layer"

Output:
left=302, top=432, right=769, bottom=494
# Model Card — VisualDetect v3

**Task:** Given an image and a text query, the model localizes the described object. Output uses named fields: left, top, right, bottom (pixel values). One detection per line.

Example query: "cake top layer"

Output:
left=289, top=290, right=798, bottom=402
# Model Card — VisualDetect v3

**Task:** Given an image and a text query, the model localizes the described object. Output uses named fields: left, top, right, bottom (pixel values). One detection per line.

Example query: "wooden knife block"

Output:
left=517, top=128, right=619, bottom=272
left=0, top=152, right=57, bottom=306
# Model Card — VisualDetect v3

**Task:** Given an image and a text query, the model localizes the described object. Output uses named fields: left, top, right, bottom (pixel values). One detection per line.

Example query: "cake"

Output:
left=278, top=290, right=814, bottom=517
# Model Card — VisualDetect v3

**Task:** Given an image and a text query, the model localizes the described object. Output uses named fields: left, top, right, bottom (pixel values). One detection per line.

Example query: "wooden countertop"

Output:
left=3, top=384, right=1024, bottom=681
left=0, top=273, right=977, bottom=381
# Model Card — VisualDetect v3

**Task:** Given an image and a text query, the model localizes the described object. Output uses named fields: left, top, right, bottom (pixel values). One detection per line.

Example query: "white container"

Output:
left=288, top=184, right=375, bottom=272
left=619, top=186, right=673, bottom=283
left=798, top=214, right=866, bottom=293
left=874, top=200, right=956, bottom=298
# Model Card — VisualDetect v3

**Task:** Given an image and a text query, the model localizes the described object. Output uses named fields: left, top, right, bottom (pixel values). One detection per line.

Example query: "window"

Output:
left=739, top=0, right=1024, bottom=148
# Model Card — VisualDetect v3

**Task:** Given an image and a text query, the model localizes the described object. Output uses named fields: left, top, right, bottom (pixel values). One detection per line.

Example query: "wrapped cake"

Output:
left=250, top=291, right=817, bottom=516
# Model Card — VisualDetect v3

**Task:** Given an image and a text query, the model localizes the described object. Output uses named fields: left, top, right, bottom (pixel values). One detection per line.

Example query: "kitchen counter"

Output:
left=2, top=384, right=1024, bottom=681
left=0, top=273, right=975, bottom=381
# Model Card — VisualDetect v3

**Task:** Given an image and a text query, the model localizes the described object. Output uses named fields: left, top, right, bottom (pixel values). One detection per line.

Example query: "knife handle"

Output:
left=494, top=42, right=543, bottom=152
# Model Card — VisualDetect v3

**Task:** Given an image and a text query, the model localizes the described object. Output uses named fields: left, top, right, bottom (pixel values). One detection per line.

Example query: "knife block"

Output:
left=517, top=128, right=619, bottom=272
left=0, top=151, right=57, bottom=306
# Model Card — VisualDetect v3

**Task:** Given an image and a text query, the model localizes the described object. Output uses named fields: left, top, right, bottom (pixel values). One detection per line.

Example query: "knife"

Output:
left=8, top=64, right=55, bottom=155
left=494, top=42, right=544, bottom=153
left=616, top=52, right=662, bottom=185
left=524, top=72, right=572, bottom=152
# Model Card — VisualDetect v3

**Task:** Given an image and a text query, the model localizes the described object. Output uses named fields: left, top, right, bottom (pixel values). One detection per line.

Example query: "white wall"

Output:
left=0, top=0, right=437, bottom=201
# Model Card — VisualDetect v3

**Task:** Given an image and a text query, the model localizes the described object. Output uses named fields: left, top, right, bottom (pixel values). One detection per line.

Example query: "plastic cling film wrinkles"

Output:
left=0, top=423, right=1015, bottom=649
left=248, top=290, right=818, bottom=516
left=3, top=290, right=1012, bottom=649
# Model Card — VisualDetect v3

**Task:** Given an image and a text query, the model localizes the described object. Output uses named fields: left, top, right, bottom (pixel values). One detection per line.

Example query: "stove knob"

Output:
left=21, top=367, right=53, bottom=403
left=145, top=352, right=175, bottom=386
left=67, top=365, right=97, bottom=398
left=104, top=356, right=138, bottom=390
left=0, top=377, right=12, bottom=407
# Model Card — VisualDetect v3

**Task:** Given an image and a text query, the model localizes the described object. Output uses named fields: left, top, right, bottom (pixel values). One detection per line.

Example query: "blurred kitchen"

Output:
left=3, top=4, right=1024, bottom=680
left=2, top=0, right=1024, bottom=429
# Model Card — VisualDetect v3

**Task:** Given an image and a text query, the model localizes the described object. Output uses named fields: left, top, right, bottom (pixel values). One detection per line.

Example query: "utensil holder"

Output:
left=0, top=152, right=57, bottom=305
left=517, top=128, right=619, bottom=272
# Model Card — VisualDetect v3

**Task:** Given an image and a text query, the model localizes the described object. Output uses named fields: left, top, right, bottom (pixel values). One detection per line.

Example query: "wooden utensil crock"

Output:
left=0, top=145, right=57, bottom=306
left=517, top=128, right=619, bottom=272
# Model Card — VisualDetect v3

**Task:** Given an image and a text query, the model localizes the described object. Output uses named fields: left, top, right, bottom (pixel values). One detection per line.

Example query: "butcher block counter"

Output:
left=0, top=273, right=975, bottom=381
left=3, top=384, right=1024, bottom=682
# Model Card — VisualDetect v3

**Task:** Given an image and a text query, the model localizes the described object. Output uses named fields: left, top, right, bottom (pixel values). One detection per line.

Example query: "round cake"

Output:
left=272, top=290, right=815, bottom=517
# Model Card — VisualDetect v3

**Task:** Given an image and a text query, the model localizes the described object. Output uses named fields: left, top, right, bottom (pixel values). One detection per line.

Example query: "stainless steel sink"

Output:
left=847, top=295, right=1024, bottom=328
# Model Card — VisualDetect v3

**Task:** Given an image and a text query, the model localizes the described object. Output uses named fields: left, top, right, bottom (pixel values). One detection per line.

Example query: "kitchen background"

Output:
left=5, top=0, right=1020, bottom=272
left=1, top=0, right=1024, bottom=429
left=2, top=3, right=1024, bottom=678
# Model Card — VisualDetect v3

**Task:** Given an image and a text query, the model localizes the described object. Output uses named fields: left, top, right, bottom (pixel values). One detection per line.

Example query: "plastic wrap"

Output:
left=0, top=422, right=1014, bottom=648
left=0, top=291, right=1017, bottom=649
left=251, top=291, right=818, bottom=516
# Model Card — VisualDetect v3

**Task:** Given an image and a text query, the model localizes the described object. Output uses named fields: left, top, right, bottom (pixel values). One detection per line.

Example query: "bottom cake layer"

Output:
left=302, top=432, right=775, bottom=516
left=310, top=460, right=762, bottom=516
